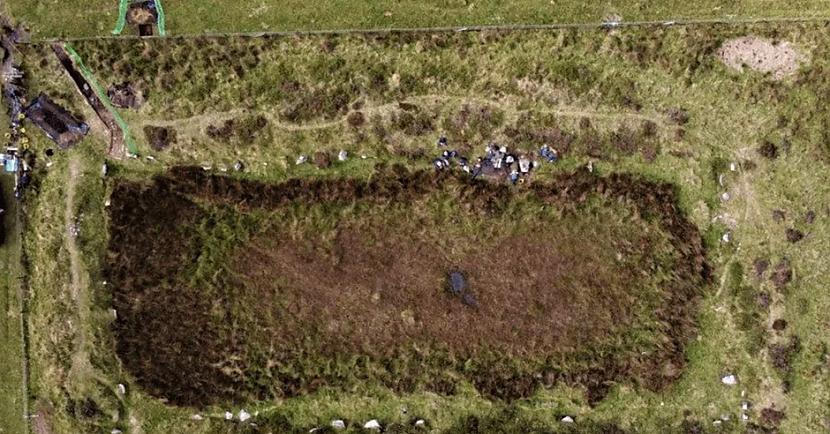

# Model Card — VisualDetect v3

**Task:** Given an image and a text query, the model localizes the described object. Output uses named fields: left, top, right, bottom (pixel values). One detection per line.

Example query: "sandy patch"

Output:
left=717, top=37, right=805, bottom=80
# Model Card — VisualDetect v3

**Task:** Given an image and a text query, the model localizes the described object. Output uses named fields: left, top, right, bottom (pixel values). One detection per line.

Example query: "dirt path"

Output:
left=65, top=158, right=83, bottom=302
left=720, top=145, right=788, bottom=421
left=137, top=93, right=668, bottom=136
left=63, top=157, right=91, bottom=365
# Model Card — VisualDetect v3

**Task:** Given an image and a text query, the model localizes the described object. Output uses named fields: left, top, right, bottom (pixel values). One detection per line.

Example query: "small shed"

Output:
left=127, top=0, right=159, bottom=36
left=24, top=94, right=89, bottom=149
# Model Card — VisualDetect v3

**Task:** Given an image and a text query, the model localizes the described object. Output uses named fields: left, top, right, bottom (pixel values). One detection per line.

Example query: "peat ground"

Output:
left=106, top=166, right=709, bottom=409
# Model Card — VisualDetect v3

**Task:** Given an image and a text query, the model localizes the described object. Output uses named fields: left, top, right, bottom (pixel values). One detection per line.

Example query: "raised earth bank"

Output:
left=106, top=166, right=709, bottom=408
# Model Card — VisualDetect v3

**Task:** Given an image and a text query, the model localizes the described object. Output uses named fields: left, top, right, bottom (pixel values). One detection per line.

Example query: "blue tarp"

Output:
left=4, top=157, right=19, bottom=173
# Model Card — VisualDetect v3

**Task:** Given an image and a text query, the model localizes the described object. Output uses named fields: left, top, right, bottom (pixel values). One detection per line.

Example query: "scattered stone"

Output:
left=224, top=411, right=233, bottom=420
left=721, top=232, right=731, bottom=243
left=338, top=150, right=348, bottom=161
left=772, top=319, right=788, bottom=331
left=331, top=419, right=346, bottom=430
left=364, top=419, right=381, bottom=430
left=729, top=162, right=737, bottom=171
left=68, top=222, right=80, bottom=238
left=721, top=374, right=738, bottom=385
left=805, top=210, right=816, bottom=224
left=239, top=410, right=251, bottom=422
left=785, top=228, right=804, bottom=243
left=721, top=192, right=730, bottom=202
left=116, top=384, right=126, bottom=396
left=190, top=414, right=203, bottom=421
left=101, top=162, right=108, bottom=177
left=107, top=82, right=144, bottom=109
left=234, top=160, right=245, bottom=171
left=772, top=209, right=786, bottom=223
left=717, top=37, right=805, bottom=80
left=414, top=419, right=426, bottom=428
left=561, top=416, right=574, bottom=423
left=296, top=155, right=307, bottom=165
left=111, top=430, right=122, bottom=434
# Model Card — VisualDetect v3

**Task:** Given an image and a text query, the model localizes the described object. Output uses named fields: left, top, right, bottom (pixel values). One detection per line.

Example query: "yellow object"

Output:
left=20, top=128, right=26, bottom=134
left=17, top=113, right=25, bottom=120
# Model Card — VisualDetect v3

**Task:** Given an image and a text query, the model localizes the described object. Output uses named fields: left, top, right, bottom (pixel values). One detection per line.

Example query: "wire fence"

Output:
left=156, top=0, right=167, bottom=36
left=26, top=14, right=830, bottom=44
left=111, top=0, right=129, bottom=35
left=63, top=43, right=139, bottom=155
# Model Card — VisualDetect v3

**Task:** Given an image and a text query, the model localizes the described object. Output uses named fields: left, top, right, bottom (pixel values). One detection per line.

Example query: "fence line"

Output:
left=25, top=14, right=830, bottom=44
left=111, top=0, right=129, bottom=35
left=62, top=44, right=139, bottom=155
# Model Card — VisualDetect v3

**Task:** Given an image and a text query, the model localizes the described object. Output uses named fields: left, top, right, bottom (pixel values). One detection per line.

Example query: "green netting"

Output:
left=63, top=44, right=139, bottom=156
left=156, top=0, right=167, bottom=36
left=111, top=0, right=130, bottom=35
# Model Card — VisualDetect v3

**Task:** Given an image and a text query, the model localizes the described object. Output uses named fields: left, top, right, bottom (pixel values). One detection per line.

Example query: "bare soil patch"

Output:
left=206, top=114, right=269, bottom=145
left=717, top=37, right=804, bottom=80
left=106, top=167, right=708, bottom=407
left=142, top=125, right=176, bottom=151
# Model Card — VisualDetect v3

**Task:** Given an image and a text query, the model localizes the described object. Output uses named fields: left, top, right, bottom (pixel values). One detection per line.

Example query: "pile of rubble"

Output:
left=432, top=135, right=558, bottom=184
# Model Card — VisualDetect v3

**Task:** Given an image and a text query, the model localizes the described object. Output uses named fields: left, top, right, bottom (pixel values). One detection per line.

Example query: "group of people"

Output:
left=432, top=136, right=559, bottom=184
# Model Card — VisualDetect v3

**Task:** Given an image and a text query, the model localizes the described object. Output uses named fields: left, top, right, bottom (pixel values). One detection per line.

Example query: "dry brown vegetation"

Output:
left=105, top=166, right=709, bottom=408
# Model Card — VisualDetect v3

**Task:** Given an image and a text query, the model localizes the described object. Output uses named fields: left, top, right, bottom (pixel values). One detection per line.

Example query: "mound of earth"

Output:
left=107, top=82, right=144, bottom=109
left=717, top=36, right=804, bottom=80
left=106, top=167, right=709, bottom=407
left=142, top=125, right=176, bottom=151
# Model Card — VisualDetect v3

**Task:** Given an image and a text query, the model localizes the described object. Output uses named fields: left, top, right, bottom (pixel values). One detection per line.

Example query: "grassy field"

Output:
left=11, top=19, right=830, bottom=434
left=6, top=0, right=830, bottom=39
left=0, top=174, right=28, bottom=434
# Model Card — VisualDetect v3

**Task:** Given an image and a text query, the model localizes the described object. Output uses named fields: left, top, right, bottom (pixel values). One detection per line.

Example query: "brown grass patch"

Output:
left=106, top=167, right=708, bottom=407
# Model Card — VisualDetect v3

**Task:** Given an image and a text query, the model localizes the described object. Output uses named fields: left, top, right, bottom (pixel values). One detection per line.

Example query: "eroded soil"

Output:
left=106, top=167, right=709, bottom=407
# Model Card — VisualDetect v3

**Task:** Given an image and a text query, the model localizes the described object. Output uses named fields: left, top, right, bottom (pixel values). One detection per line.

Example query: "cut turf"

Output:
left=106, top=167, right=708, bottom=409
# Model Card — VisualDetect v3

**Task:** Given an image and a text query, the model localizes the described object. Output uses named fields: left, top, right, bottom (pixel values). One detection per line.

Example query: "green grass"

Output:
left=13, top=20, right=830, bottom=434
left=0, top=175, right=28, bottom=434
left=8, top=0, right=830, bottom=39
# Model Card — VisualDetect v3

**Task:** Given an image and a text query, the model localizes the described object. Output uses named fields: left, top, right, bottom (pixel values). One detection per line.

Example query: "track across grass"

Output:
left=6, top=0, right=830, bottom=39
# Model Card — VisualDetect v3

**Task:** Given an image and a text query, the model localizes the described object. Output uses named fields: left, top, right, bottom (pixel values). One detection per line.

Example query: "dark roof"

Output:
left=24, top=94, right=89, bottom=148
